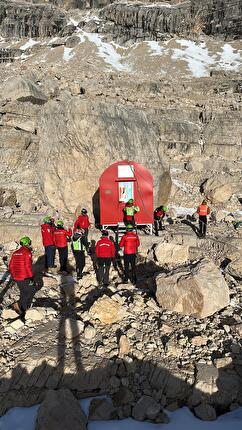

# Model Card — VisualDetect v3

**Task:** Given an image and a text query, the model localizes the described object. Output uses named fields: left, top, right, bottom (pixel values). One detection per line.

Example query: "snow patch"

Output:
left=68, top=17, right=80, bottom=27
left=218, top=44, right=241, bottom=71
left=63, top=47, right=75, bottom=62
left=172, top=206, right=196, bottom=216
left=146, top=41, right=165, bottom=56
left=20, top=38, right=39, bottom=51
left=172, top=39, right=215, bottom=77
left=84, top=32, right=130, bottom=72
left=1, top=402, right=242, bottom=430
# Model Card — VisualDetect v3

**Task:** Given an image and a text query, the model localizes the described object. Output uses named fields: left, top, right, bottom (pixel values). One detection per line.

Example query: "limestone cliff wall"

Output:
left=0, top=1, right=67, bottom=38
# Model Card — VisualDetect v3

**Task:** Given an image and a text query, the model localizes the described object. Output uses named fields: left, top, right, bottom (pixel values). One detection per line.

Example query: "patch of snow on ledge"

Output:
left=84, top=32, right=130, bottom=72
left=63, top=47, right=75, bottom=62
left=20, top=38, right=39, bottom=50
left=146, top=41, right=165, bottom=56
left=172, top=39, right=215, bottom=77
left=218, top=44, right=241, bottom=71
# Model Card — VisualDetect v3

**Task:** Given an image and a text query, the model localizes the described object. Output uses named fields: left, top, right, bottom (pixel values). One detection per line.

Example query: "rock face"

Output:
left=0, top=1, right=67, bottom=38
left=100, top=0, right=242, bottom=42
left=156, top=259, right=230, bottom=318
left=38, top=98, right=163, bottom=212
left=36, top=389, right=87, bottom=430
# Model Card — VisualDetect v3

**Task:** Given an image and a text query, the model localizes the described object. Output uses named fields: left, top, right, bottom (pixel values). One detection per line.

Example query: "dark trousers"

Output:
left=44, top=245, right=56, bottom=268
left=16, top=278, right=36, bottom=311
left=124, top=253, right=137, bottom=283
left=83, top=228, right=89, bottom=251
left=57, top=246, right=68, bottom=271
left=73, top=250, right=85, bottom=276
left=97, top=257, right=112, bottom=285
left=199, top=216, right=207, bottom=237
left=154, top=219, right=163, bottom=235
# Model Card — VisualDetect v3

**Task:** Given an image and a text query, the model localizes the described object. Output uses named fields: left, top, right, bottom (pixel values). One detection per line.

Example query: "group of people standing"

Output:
left=7, top=199, right=211, bottom=320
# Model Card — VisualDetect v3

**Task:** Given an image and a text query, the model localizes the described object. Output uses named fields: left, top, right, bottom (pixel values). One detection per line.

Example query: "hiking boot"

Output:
left=11, top=302, right=22, bottom=316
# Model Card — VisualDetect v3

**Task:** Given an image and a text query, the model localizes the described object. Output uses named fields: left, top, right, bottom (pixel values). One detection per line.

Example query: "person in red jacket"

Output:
left=9, top=236, right=35, bottom=318
left=41, top=216, right=56, bottom=271
left=53, top=220, right=72, bottom=272
left=74, top=208, right=90, bottom=252
left=119, top=224, right=140, bottom=285
left=95, top=230, right=115, bottom=286
left=197, top=200, right=211, bottom=237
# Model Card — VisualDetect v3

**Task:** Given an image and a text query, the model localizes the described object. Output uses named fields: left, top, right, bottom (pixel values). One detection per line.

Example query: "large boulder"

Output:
left=202, top=175, right=239, bottom=204
left=156, top=259, right=230, bottom=318
left=2, top=78, right=48, bottom=105
left=154, top=242, right=189, bottom=266
left=35, top=389, right=87, bottom=430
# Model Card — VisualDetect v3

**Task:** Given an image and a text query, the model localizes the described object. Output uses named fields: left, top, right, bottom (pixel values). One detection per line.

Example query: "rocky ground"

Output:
left=0, top=217, right=242, bottom=425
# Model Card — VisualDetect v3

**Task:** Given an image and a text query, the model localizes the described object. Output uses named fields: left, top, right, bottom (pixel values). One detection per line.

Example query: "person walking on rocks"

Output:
left=53, top=220, right=72, bottom=273
left=72, top=226, right=86, bottom=280
left=119, top=224, right=140, bottom=285
left=154, top=205, right=168, bottom=236
left=197, top=200, right=211, bottom=237
left=95, top=230, right=115, bottom=286
left=123, top=199, right=140, bottom=227
left=9, top=236, right=35, bottom=319
left=41, top=216, right=56, bottom=272
left=74, top=208, right=90, bottom=252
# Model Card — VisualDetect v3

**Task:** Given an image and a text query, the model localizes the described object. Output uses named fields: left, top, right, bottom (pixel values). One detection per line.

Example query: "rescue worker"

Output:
left=9, top=236, right=35, bottom=319
left=53, top=220, right=72, bottom=273
left=119, top=224, right=140, bottom=285
left=72, top=226, right=86, bottom=280
left=154, top=205, right=168, bottom=236
left=41, top=216, right=56, bottom=271
left=123, top=199, right=140, bottom=227
left=74, top=208, right=90, bottom=252
left=197, top=200, right=211, bottom=237
left=95, top=230, right=115, bottom=286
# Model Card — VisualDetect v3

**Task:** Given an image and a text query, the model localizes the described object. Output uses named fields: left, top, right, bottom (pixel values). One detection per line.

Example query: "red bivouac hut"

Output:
left=99, top=160, right=154, bottom=233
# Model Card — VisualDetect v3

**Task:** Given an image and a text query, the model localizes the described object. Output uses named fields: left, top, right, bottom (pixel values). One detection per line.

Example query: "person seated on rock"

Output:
left=197, top=200, right=211, bottom=238
left=119, top=224, right=140, bottom=285
left=41, top=215, right=56, bottom=273
left=123, top=199, right=140, bottom=227
left=53, top=220, right=72, bottom=273
left=9, top=236, right=36, bottom=320
left=71, top=226, right=86, bottom=280
left=95, top=229, right=115, bottom=287
left=154, top=205, right=168, bottom=236
left=74, top=208, right=90, bottom=253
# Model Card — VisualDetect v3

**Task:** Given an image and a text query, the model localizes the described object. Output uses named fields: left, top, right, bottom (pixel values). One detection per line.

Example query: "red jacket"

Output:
left=74, top=215, right=90, bottom=231
left=53, top=228, right=72, bottom=248
left=95, top=237, right=115, bottom=258
left=9, top=246, right=33, bottom=281
left=41, top=223, right=55, bottom=246
left=119, top=232, right=140, bottom=255
left=197, top=204, right=210, bottom=216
